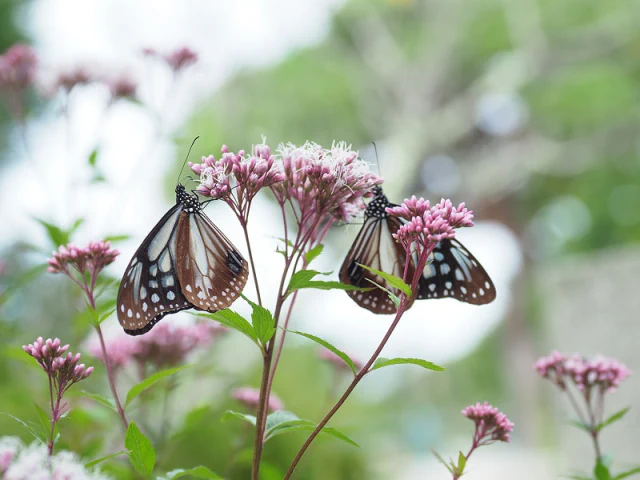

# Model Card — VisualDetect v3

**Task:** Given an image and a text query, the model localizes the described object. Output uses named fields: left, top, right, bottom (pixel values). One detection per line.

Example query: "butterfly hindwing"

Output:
left=176, top=210, right=249, bottom=311
left=339, top=215, right=413, bottom=314
left=418, top=238, right=496, bottom=304
left=117, top=204, right=193, bottom=335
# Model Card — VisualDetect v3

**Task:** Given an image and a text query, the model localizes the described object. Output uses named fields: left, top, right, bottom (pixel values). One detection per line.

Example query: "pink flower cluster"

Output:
left=232, top=387, right=283, bottom=412
left=106, top=74, right=137, bottom=100
left=53, top=66, right=94, bottom=93
left=23, top=337, right=94, bottom=392
left=47, top=240, right=119, bottom=279
left=535, top=352, right=631, bottom=394
left=0, top=437, right=21, bottom=475
left=0, top=44, right=37, bottom=91
left=388, top=197, right=474, bottom=250
left=189, top=142, right=284, bottom=216
left=462, top=402, right=514, bottom=443
left=87, top=321, right=225, bottom=371
left=273, top=141, right=382, bottom=223
left=318, top=348, right=363, bottom=373
left=143, top=46, right=198, bottom=73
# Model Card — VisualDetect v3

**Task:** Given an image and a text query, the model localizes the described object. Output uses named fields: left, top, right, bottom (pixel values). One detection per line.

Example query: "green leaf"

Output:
left=33, top=403, right=53, bottom=442
left=304, top=244, right=324, bottom=265
left=265, top=416, right=359, bottom=447
left=595, top=461, right=612, bottom=480
left=35, top=218, right=69, bottom=247
left=597, top=407, right=630, bottom=432
left=103, top=234, right=131, bottom=244
left=286, top=330, right=358, bottom=375
left=569, top=420, right=592, bottom=433
left=221, top=410, right=257, bottom=426
left=286, top=269, right=330, bottom=293
left=0, top=413, right=46, bottom=444
left=69, top=218, right=85, bottom=236
left=614, top=467, right=640, bottom=479
left=242, top=295, right=276, bottom=345
left=431, top=449, right=453, bottom=474
left=78, top=391, right=116, bottom=412
left=195, top=309, right=259, bottom=347
left=125, top=422, right=156, bottom=479
left=125, top=365, right=190, bottom=408
left=294, top=280, right=372, bottom=292
left=85, top=450, right=128, bottom=468
left=88, top=148, right=99, bottom=167
left=161, top=467, right=223, bottom=479
left=370, top=357, right=445, bottom=372
left=357, top=264, right=411, bottom=297
left=457, top=451, right=467, bottom=474
left=98, top=307, right=116, bottom=325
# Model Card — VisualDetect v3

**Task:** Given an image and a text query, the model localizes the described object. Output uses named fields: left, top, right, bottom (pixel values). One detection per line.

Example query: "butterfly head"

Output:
left=175, top=184, right=201, bottom=213
left=365, top=185, right=390, bottom=219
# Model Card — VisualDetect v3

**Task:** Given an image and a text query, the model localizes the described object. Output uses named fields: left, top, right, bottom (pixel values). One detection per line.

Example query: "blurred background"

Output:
left=1, top=0, right=639, bottom=478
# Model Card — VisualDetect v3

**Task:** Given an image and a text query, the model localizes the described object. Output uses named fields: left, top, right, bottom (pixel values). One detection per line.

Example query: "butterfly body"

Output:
left=117, top=184, right=249, bottom=335
left=339, top=186, right=495, bottom=314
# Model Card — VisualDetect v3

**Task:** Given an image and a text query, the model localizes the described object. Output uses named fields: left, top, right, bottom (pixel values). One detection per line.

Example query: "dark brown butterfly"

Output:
left=339, top=186, right=496, bottom=314
left=116, top=184, right=249, bottom=335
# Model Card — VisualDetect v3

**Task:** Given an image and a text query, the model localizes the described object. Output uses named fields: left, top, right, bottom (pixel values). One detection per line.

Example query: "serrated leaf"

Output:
left=597, top=407, right=630, bottom=432
left=125, top=422, right=155, bottom=478
left=125, top=365, right=190, bottom=408
left=0, top=413, right=46, bottom=444
left=431, top=449, right=454, bottom=474
left=88, top=148, right=99, bottom=167
left=161, top=466, right=223, bottom=479
left=242, top=295, right=275, bottom=345
left=85, top=450, right=128, bottom=468
left=357, top=263, right=411, bottom=297
left=286, top=269, right=331, bottom=293
left=304, top=244, right=324, bottom=265
left=595, top=461, right=612, bottom=480
left=614, top=466, right=640, bottom=479
left=222, top=410, right=257, bottom=426
left=265, top=410, right=299, bottom=431
left=286, top=330, right=358, bottom=375
left=195, top=309, right=259, bottom=347
left=370, top=357, right=445, bottom=372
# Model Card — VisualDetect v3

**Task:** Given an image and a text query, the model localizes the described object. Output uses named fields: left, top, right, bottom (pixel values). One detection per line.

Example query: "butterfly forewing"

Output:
left=117, top=204, right=193, bottom=335
left=176, top=211, right=249, bottom=310
left=418, top=238, right=496, bottom=304
left=339, top=215, right=413, bottom=314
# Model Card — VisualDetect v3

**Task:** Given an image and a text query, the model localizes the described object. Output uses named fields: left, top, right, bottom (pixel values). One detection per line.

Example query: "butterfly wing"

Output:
left=418, top=238, right=496, bottom=304
left=176, top=210, right=249, bottom=311
left=339, top=216, right=414, bottom=314
left=117, top=204, right=194, bottom=335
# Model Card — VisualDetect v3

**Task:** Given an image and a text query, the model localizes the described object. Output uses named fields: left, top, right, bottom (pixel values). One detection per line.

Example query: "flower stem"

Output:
left=95, top=324, right=128, bottom=429
left=283, top=302, right=407, bottom=479
left=239, top=217, right=263, bottom=306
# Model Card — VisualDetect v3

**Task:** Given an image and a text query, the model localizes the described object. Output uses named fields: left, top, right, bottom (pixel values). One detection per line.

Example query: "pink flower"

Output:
left=189, top=141, right=284, bottom=218
left=232, top=387, right=283, bottom=412
left=143, top=46, right=198, bottom=73
left=273, top=141, right=382, bottom=224
left=53, top=66, right=94, bottom=92
left=462, top=402, right=514, bottom=443
left=87, top=320, right=225, bottom=371
left=0, top=44, right=37, bottom=90
left=536, top=352, right=632, bottom=394
left=47, top=240, right=119, bottom=279
left=23, top=337, right=93, bottom=413
left=318, top=348, right=363, bottom=372
left=0, top=437, right=22, bottom=474
left=105, top=74, right=137, bottom=100
left=388, top=197, right=474, bottom=248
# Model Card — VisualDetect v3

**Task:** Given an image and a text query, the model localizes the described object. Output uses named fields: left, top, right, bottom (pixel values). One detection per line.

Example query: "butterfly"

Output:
left=116, top=183, right=249, bottom=335
left=339, top=186, right=496, bottom=314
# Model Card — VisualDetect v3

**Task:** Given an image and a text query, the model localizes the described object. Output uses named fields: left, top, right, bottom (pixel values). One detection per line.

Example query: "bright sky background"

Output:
left=1, top=0, right=522, bottom=378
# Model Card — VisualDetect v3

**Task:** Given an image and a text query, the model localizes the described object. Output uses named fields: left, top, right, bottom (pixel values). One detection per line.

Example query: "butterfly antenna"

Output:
left=372, top=141, right=381, bottom=174
left=177, top=136, right=200, bottom=185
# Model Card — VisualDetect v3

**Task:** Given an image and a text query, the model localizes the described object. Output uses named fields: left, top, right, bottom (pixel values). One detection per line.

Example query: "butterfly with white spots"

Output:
left=116, top=183, right=249, bottom=335
left=339, top=186, right=495, bottom=314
